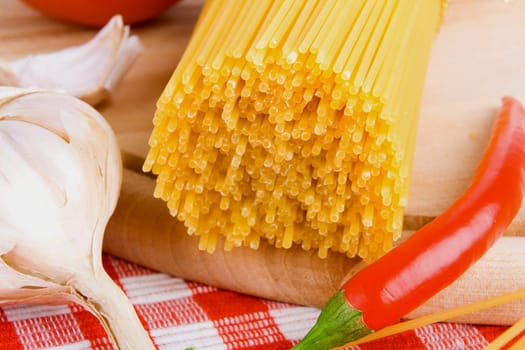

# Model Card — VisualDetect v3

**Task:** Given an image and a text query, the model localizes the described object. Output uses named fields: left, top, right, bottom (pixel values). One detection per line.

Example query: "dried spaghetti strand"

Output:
left=485, top=317, right=525, bottom=350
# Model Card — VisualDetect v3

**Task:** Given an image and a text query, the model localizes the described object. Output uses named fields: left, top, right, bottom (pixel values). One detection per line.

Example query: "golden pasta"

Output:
left=144, top=0, right=444, bottom=262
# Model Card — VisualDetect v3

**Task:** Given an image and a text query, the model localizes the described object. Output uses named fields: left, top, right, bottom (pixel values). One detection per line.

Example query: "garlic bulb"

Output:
left=0, top=15, right=142, bottom=106
left=0, top=87, right=155, bottom=349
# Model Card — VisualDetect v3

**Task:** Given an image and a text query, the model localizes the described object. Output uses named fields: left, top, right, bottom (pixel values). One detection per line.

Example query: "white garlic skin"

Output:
left=0, top=16, right=143, bottom=106
left=0, top=88, right=155, bottom=349
left=0, top=88, right=121, bottom=283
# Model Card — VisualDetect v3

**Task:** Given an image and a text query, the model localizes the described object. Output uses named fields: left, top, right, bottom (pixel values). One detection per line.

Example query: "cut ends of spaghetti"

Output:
left=144, top=0, right=443, bottom=261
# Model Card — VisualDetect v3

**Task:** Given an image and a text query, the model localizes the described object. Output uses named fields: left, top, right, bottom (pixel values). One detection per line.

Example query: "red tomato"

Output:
left=21, top=0, right=181, bottom=27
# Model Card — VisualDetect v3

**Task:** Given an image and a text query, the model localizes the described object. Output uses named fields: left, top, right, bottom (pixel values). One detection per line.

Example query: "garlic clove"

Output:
left=0, top=16, right=143, bottom=106
left=1, top=256, right=70, bottom=299
left=0, top=87, right=155, bottom=349
left=0, top=230, right=76, bottom=305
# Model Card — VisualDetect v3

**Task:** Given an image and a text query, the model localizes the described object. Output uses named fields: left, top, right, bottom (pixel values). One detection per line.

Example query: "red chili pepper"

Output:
left=293, top=96, right=525, bottom=350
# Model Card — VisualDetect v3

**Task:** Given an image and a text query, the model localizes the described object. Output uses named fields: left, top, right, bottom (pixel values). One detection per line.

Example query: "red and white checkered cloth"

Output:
left=0, top=254, right=507, bottom=350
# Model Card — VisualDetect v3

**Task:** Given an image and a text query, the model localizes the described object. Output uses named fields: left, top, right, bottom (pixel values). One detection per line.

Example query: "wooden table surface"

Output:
left=1, top=0, right=524, bottom=230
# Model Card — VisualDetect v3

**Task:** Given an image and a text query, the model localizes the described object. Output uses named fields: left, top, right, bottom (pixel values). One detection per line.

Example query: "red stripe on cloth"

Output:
left=475, top=325, right=507, bottom=344
left=192, top=289, right=268, bottom=320
left=11, top=312, right=85, bottom=349
left=69, top=302, right=113, bottom=349
left=0, top=308, right=23, bottom=350
left=477, top=327, right=524, bottom=350
left=192, top=289, right=293, bottom=350
left=502, top=330, right=525, bottom=349
left=358, top=330, right=427, bottom=350
left=135, top=297, right=210, bottom=329
left=416, top=323, right=494, bottom=349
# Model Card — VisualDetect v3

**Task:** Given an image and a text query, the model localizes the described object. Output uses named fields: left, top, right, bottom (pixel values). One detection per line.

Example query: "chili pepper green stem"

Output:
left=292, top=291, right=373, bottom=350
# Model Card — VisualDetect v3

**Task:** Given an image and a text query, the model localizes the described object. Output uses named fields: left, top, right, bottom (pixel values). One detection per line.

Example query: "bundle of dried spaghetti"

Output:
left=144, top=0, right=445, bottom=262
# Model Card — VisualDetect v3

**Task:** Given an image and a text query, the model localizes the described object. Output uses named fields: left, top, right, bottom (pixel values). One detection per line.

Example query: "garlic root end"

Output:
left=73, top=271, right=156, bottom=350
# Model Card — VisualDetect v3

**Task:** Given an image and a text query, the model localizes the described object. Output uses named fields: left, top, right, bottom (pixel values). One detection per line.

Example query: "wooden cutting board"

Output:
left=408, top=0, right=525, bottom=232
left=1, top=0, right=523, bottom=232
